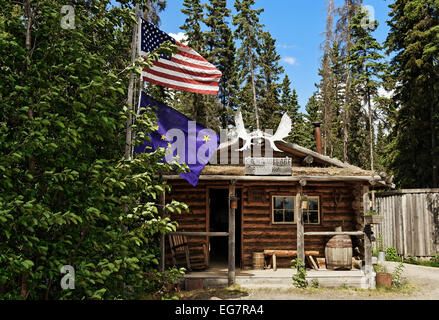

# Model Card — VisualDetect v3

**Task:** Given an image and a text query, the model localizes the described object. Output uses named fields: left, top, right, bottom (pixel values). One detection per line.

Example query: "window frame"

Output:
left=302, top=196, right=320, bottom=225
left=271, top=194, right=321, bottom=225
left=271, top=195, right=296, bottom=225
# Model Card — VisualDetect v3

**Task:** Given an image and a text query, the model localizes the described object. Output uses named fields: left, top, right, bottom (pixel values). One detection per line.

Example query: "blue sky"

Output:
left=159, top=0, right=392, bottom=111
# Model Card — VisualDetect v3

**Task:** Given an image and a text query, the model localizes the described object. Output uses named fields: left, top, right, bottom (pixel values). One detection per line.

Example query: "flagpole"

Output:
left=125, top=4, right=140, bottom=160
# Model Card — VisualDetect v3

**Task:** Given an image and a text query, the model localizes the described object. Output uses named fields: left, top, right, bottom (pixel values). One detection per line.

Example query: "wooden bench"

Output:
left=263, top=250, right=320, bottom=271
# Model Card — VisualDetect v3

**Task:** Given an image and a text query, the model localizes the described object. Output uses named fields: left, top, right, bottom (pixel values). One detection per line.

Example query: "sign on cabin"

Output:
left=245, top=157, right=292, bottom=176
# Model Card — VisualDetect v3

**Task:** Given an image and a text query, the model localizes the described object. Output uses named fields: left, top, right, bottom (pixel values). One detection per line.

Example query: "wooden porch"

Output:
left=182, top=263, right=373, bottom=289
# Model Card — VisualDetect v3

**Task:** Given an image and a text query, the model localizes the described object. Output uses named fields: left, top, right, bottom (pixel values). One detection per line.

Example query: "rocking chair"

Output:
left=168, top=234, right=209, bottom=271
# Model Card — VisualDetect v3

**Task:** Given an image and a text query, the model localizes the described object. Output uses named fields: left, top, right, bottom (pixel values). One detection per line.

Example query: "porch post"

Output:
left=228, top=180, right=236, bottom=286
left=363, top=185, right=374, bottom=288
left=159, top=184, right=166, bottom=273
left=296, top=183, right=305, bottom=262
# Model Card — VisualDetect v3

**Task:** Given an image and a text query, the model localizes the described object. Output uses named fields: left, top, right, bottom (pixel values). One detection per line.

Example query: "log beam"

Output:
left=159, top=186, right=166, bottom=273
left=263, top=250, right=319, bottom=257
left=170, top=232, right=229, bottom=237
left=296, top=184, right=305, bottom=262
left=304, top=231, right=364, bottom=236
left=163, top=174, right=385, bottom=183
left=228, top=180, right=236, bottom=286
left=363, top=185, right=374, bottom=289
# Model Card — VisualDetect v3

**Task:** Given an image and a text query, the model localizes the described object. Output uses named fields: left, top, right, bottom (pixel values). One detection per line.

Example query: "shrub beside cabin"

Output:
left=162, top=124, right=393, bottom=287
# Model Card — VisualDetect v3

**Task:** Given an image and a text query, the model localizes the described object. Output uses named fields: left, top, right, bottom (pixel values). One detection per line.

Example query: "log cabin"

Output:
left=161, top=123, right=393, bottom=287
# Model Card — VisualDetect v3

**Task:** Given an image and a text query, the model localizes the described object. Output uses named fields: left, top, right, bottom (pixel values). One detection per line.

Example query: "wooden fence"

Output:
left=374, top=189, right=439, bottom=257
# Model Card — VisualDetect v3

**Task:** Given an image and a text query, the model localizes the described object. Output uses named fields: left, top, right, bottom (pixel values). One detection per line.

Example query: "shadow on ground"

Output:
left=179, top=286, right=250, bottom=300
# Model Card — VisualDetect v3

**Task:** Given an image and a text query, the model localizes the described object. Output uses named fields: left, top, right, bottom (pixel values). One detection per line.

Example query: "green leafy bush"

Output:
left=374, top=264, right=388, bottom=273
left=291, top=258, right=307, bottom=288
left=431, top=254, right=439, bottom=264
left=405, top=255, right=419, bottom=265
left=0, top=0, right=183, bottom=300
left=392, top=262, right=405, bottom=287
left=385, top=247, right=400, bottom=262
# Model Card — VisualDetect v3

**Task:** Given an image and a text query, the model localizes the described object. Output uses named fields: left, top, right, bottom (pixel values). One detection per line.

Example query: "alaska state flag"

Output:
left=134, top=92, right=219, bottom=186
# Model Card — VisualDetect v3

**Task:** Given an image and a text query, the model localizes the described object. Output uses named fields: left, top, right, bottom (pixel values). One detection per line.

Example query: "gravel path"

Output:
left=233, top=262, right=439, bottom=300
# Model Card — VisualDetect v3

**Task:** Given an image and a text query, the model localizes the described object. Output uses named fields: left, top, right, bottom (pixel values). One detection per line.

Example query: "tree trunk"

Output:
left=125, top=5, right=140, bottom=160
left=367, top=85, right=374, bottom=171
left=432, top=102, right=438, bottom=187
left=342, top=0, right=353, bottom=163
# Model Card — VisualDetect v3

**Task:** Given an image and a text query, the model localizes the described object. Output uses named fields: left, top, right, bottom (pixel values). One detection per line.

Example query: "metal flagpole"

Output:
left=125, top=4, right=140, bottom=160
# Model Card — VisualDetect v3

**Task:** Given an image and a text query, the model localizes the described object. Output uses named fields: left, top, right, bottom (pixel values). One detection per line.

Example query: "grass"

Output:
left=386, top=256, right=439, bottom=268
left=251, top=281, right=417, bottom=298
left=178, top=284, right=250, bottom=300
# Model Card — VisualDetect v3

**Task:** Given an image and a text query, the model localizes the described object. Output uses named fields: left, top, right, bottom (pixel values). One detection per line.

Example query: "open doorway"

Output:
left=209, top=188, right=242, bottom=268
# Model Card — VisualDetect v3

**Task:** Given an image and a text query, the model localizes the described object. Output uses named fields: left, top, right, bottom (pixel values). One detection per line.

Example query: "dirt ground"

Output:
left=180, top=262, right=439, bottom=300
left=241, top=262, right=439, bottom=300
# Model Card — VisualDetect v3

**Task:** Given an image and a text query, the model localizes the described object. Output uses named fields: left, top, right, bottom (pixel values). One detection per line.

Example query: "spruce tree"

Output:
left=174, top=0, right=207, bottom=125
left=257, top=31, right=285, bottom=130
left=300, top=93, right=322, bottom=151
left=204, top=0, right=238, bottom=129
left=336, top=0, right=363, bottom=162
left=279, top=75, right=301, bottom=143
left=329, top=40, right=346, bottom=160
left=320, top=0, right=335, bottom=155
left=347, top=8, right=386, bottom=170
left=232, top=0, right=264, bottom=130
left=384, top=0, right=439, bottom=187
left=144, top=0, right=167, bottom=25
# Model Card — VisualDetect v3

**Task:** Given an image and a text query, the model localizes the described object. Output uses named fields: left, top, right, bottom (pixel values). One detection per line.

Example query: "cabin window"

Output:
left=272, top=196, right=295, bottom=224
left=303, top=196, right=320, bottom=224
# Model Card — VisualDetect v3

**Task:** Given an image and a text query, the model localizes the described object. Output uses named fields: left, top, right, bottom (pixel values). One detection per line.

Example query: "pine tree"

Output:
left=320, top=0, right=335, bottom=156
left=384, top=0, right=439, bottom=187
left=347, top=8, right=386, bottom=170
left=279, top=75, right=301, bottom=143
left=175, top=0, right=207, bottom=125
left=143, top=0, right=167, bottom=25
left=336, top=0, right=363, bottom=162
left=347, top=99, right=368, bottom=168
left=375, top=121, right=387, bottom=172
left=203, top=0, right=238, bottom=128
left=300, top=93, right=322, bottom=151
left=329, top=40, right=346, bottom=160
left=257, top=31, right=285, bottom=130
left=232, top=0, right=264, bottom=130
left=142, top=0, right=169, bottom=103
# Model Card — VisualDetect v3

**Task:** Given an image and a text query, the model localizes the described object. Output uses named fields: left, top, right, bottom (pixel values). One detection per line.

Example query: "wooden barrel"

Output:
left=325, top=235, right=353, bottom=270
left=252, top=252, right=265, bottom=270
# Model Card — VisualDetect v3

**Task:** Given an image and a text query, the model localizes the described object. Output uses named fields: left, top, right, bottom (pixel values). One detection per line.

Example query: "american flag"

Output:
left=139, top=18, right=222, bottom=95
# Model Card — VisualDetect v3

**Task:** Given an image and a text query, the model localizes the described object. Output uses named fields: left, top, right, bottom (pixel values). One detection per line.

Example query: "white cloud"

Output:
left=282, top=56, right=298, bottom=66
left=277, top=44, right=297, bottom=49
left=169, top=32, right=188, bottom=44
left=377, top=86, right=394, bottom=99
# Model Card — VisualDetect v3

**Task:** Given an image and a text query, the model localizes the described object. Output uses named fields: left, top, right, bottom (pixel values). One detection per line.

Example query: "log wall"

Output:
left=241, top=181, right=360, bottom=268
left=166, top=180, right=364, bottom=269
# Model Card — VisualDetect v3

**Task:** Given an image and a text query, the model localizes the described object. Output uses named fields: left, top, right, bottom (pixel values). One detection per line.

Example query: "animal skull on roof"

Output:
left=233, top=109, right=292, bottom=152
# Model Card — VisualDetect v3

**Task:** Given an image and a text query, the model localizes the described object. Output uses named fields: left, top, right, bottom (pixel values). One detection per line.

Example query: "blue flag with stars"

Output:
left=134, top=92, right=220, bottom=187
